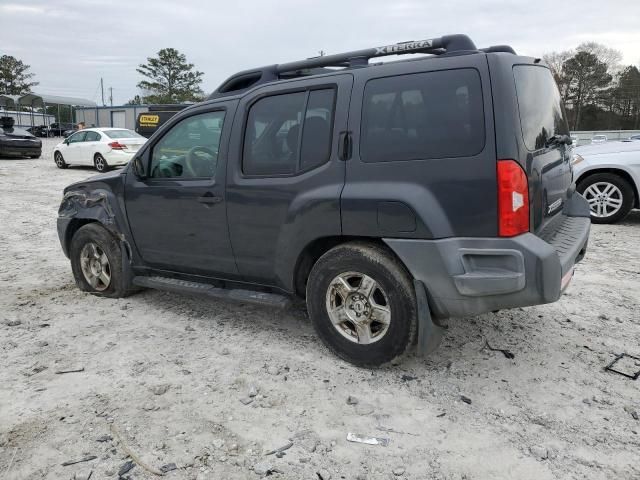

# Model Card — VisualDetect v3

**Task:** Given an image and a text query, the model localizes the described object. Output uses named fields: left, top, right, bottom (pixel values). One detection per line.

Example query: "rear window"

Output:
left=104, top=129, right=142, bottom=139
left=360, top=68, right=485, bottom=162
left=513, top=65, right=569, bottom=150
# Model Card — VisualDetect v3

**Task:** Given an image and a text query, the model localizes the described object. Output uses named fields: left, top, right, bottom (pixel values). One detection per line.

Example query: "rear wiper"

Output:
left=545, top=134, right=572, bottom=148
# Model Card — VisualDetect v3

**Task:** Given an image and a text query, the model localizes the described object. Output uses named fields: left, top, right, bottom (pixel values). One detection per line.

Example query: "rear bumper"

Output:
left=104, top=150, right=135, bottom=166
left=385, top=195, right=591, bottom=319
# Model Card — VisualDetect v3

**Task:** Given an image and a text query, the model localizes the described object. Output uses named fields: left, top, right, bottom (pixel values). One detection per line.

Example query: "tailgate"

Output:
left=512, top=64, right=573, bottom=234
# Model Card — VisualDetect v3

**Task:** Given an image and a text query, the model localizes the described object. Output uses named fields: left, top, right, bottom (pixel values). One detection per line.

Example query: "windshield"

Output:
left=513, top=65, right=569, bottom=150
left=104, top=129, right=143, bottom=139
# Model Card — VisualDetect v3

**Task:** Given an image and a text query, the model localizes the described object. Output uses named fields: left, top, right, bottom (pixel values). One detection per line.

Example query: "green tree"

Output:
left=136, top=48, right=204, bottom=104
left=126, top=95, right=143, bottom=105
left=0, top=55, right=38, bottom=94
left=563, top=51, right=612, bottom=129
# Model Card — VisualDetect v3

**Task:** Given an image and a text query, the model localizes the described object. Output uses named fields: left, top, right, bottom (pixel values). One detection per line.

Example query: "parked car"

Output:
left=49, top=122, right=75, bottom=137
left=26, top=125, right=50, bottom=137
left=573, top=141, right=640, bottom=223
left=0, top=117, right=42, bottom=158
left=63, top=127, right=78, bottom=138
left=591, top=134, right=607, bottom=144
left=53, top=128, right=146, bottom=172
left=627, top=134, right=640, bottom=141
left=57, top=34, right=591, bottom=366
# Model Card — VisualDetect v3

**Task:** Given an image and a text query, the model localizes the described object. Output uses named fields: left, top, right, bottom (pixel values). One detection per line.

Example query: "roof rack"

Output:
left=210, top=34, right=514, bottom=99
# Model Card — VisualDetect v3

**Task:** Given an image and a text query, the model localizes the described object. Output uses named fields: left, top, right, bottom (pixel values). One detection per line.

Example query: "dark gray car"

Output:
left=57, top=34, right=590, bottom=366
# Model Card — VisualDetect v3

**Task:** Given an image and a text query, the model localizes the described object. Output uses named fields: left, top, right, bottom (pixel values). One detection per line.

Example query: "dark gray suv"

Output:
left=57, top=34, right=590, bottom=366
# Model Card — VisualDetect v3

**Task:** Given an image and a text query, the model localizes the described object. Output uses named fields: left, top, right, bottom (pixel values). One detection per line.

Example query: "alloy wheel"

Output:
left=583, top=181, right=623, bottom=218
left=79, top=242, right=111, bottom=291
left=325, top=271, right=391, bottom=344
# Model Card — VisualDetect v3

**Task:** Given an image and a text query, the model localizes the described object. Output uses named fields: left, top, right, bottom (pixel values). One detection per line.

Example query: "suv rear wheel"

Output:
left=577, top=173, right=635, bottom=224
left=306, top=242, right=417, bottom=367
left=70, top=223, right=135, bottom=298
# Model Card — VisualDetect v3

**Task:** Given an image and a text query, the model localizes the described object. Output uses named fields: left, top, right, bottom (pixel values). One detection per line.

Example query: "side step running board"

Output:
left=133, top=276, right=291, bottom=309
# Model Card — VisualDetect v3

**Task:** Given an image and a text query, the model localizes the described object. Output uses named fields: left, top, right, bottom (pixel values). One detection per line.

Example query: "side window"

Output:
left=84, top=131, right=100, bottom=142
left=243, top=88, right=335, bottom=176
left=149, top=111, right=225, bottom=179
left=360, top=69, right=485, bottom=162
left=68, top=131, right=87, bottom=143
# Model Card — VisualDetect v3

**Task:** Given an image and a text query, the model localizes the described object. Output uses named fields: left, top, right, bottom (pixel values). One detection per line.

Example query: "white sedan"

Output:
left=54, top=128, right=146, bottom=172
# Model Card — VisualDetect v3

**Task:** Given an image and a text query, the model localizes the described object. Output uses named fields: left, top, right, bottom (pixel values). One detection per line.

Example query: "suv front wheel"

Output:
left=306, top=242, right=417, bottom=367
left=70, top=223, right=136, bottom=298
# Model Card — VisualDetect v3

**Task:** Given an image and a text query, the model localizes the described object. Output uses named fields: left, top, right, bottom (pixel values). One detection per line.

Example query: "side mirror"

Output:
left=132, top=156, right=147, bottom=180
left=63, top=138, right=69, bottom=145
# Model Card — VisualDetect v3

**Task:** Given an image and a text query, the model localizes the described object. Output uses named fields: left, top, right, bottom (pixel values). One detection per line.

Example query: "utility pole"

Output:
left=100, top=78, right=105, bottom=106
left=109, top=87, right=113, bottom=106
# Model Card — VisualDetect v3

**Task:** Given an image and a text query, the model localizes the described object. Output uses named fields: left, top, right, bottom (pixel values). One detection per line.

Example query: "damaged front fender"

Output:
left=57, top=188, right=129, bottom=258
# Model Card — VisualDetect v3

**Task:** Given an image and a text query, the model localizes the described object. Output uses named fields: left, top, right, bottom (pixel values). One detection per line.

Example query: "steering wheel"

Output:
left=185, top=146, right=217, bottom=177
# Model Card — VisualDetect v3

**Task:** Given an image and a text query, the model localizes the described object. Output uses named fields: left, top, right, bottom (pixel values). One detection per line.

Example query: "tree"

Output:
left=0, top=55, right=38, bottom=94
left=136, top=48, right=204, bottom=104
left=126, top=95, right=143, bottom=105
left=563, top=51, right=612, bottom=129
left=543, top=49, right=574, bottom=102
left=576, top=42, right=622, bottom=75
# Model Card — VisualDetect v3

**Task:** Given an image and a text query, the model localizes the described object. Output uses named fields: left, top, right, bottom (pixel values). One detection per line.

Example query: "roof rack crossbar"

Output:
left=275, top=34, right=477, bottom=74
left=210, top=34, right=481, bottom=98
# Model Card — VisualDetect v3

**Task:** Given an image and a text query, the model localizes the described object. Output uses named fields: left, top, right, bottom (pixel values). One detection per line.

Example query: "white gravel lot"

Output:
left=1, top=138, right=639, bottom=480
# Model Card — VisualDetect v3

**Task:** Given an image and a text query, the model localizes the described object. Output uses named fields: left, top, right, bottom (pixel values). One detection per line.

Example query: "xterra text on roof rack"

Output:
left=57, top=34, right=590, bottom=366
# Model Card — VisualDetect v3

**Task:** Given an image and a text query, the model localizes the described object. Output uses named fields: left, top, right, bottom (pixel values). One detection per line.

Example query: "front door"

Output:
left=64, top=130, right=87, bottom=164
left=124, top=102, right=238, bottom=276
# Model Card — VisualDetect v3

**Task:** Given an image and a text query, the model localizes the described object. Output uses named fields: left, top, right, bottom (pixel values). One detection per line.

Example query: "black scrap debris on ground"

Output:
left=605, top=353, right=640, bottom=380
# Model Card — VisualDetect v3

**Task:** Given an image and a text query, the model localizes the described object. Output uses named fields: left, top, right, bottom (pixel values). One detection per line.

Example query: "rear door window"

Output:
left=360, top=69, right=485, bottom=162
left=243, top=88, right=336, bottom=176
left=84, top=131, right=101, bottom=142
left=513, top=65, right=569, bottom=150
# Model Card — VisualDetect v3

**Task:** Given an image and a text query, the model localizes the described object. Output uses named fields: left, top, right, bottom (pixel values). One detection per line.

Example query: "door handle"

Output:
left=338, top=131, right=352, bottom=161
left=197, top=193, right=223, bottom=204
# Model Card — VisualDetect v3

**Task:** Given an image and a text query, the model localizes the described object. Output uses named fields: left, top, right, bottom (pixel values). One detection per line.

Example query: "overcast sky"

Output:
left=1, top=0, right=639, bottom=105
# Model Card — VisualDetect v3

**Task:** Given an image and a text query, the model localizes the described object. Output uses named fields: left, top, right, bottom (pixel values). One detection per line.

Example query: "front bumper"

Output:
left=385, top=195, right=591, bottom=319
left=0, top=144, right=41, bottom=157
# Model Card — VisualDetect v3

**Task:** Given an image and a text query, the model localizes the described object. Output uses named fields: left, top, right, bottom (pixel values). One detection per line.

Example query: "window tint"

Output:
left=84, top=131, right=101, bottom=142
left=360, top=69, right=485, bottom=162
left=150, top=111, right=225, bottom=179
left=68, top=131, right=87, bottom=143
left=513, top=65, right=569, bottom=150
left=243, top=89, right=335, bottom=175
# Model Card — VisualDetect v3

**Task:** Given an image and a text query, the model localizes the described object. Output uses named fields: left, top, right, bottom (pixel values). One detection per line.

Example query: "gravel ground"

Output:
left=1, top=138, right=639, bottom=480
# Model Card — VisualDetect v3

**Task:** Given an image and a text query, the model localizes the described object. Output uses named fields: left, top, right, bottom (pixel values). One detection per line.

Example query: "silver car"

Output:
left=573, top=141, right=640, bottom=223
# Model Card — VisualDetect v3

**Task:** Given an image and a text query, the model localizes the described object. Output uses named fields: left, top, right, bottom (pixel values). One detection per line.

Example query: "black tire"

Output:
left=29, top=154, right=41, bottom=159
left=306, top=242, right=417, bottom=367
left=54, top=151, right=68, bottom=169
left=70, top=223, right=136, bottom=298
left=94, top=153, right=109, bottom=172
left=577, top=172, right=635, bottom=224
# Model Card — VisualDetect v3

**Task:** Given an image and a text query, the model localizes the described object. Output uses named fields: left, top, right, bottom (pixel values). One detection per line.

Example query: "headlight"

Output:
left=571, top=154, right=584, bottom=166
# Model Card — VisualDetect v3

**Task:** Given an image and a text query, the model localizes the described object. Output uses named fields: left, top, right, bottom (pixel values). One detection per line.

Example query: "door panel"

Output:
left=124, top=103, right=238, bottom=276
left=226, top=75, right=353, bottom=290
left=343, top=56, right=497, bottom=239
left=64, top=131, right=87, bottom=164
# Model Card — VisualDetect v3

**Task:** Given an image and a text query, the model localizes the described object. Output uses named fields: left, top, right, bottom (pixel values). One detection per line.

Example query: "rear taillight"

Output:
left=108, top=141, right=126, bottom=150
left=497, top=159, right=529, bottom=237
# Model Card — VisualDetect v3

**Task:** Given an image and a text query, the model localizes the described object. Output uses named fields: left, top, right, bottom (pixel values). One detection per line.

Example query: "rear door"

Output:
left=82, top=130, right=102, bottom=165
left=225, top=74, right=352, bottom=288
